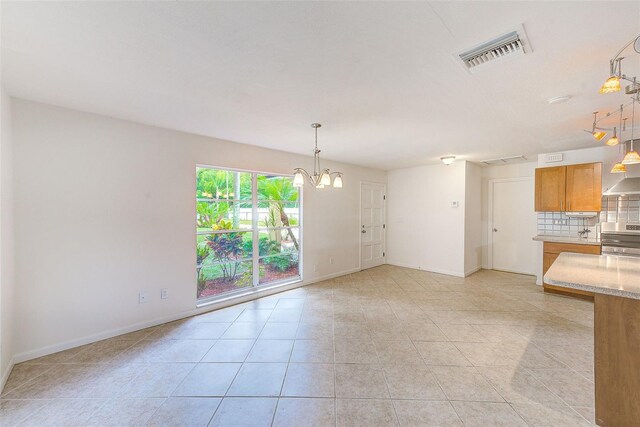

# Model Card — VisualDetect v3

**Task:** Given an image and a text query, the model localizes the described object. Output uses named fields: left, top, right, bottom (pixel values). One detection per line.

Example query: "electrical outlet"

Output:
left=161, top=288, right=168, bottom=299
left=314, top=264, right=318, bottom=272
left=329, top=257, right=334, bottom=265
left=139, top=292, right=149, bottom=304
left=451, top=201, right=459, bottom=208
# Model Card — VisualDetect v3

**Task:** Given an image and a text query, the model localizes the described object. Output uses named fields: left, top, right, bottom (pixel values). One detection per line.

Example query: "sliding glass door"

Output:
left=196, top=166, right=301, bottom=302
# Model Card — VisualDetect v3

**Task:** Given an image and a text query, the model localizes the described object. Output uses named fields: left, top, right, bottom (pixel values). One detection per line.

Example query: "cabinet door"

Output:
left=566, top=162, right=602, bottom=211
left=543, top=252, right=559, bottom=275
left=535, top=166, right=566, bottom=212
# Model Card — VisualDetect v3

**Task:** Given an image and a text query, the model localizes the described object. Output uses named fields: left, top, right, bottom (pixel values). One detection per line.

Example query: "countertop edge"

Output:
left=533, top=235, right=600, bottom=246
left=544, top=277, right=640, bottom=300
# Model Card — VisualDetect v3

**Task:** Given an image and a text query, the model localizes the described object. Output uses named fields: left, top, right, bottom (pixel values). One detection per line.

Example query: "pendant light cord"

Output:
left=632, top=90, right=636, bottom=152
left=314, top=125, right=320, bottom=177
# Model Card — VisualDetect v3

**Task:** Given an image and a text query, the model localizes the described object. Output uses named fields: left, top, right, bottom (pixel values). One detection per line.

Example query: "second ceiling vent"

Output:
left=457, top=26, right=531, bottom=73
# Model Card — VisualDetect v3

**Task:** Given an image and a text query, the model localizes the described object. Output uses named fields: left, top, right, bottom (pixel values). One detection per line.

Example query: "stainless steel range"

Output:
left=601, top=222, right=640, bottom=258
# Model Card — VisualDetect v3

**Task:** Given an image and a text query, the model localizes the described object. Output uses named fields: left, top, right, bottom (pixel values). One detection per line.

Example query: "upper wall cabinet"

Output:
left=565, top=162, right=602, bottom=212
left=535, top=166, right=566, bottom=211
left=535, top=162, right=602, bottom=212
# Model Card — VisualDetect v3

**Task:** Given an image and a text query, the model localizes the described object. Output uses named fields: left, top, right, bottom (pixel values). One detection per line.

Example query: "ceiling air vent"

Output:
left=457, top=26, right=531, bottom=73
left=481, top=155, right=528, bottom=166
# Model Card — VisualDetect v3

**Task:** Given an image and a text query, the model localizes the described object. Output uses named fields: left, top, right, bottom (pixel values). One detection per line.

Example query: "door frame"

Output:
left=359, top=181, right=387, bottom=271
left=487, top=176, right=534, bottom=270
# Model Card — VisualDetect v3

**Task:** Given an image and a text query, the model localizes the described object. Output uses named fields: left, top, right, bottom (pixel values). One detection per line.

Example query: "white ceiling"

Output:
left=2, top=1, right=640, bottom=170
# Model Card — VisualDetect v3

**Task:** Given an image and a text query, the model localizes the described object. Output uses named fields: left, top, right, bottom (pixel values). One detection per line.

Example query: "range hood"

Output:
left=604, top=177, right=640, bottom=196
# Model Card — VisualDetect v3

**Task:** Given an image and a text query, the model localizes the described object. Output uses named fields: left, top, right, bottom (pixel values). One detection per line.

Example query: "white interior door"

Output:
left=361, top=182, right=386, bottom=270
left=491, top=178, right=537, bottom=275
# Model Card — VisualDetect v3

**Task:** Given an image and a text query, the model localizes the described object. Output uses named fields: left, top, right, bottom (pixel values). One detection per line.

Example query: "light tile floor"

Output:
left=1, top=266, right=596, bottom=426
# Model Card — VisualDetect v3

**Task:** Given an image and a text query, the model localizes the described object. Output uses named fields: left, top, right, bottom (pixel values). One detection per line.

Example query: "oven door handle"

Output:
left=602, top=246, right=640, bottom=257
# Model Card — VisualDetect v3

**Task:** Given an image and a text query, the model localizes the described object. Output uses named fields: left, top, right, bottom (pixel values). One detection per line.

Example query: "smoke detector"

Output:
left=457, top=26, right=532, bottom=73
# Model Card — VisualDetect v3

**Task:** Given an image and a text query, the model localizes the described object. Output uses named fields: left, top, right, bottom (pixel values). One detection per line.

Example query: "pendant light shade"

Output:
left=593, top=131, right=607, bottom=141
left=611, top=162, right=627, bottom=173
left=622, top=150, right=640, bottom=165
left=606, top=127, right=619, bottom=146
left=600, top=76, right=621, bottom=94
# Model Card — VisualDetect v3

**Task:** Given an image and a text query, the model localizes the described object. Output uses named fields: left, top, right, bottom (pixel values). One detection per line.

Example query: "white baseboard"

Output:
left=12, top=266, right=362, bottom=365
left=1, top=357, right=15, bottom=393
left=386, top=261, right=466, bottom=278
left=464, top=266, right=482, bottom=277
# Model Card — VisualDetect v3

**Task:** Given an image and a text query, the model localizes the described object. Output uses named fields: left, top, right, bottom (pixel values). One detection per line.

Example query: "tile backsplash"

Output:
left=537, top=195, right=640, bottom=240
left=600, top=195, right=640, bottom=224
left=536, top=212, right=598, bottom=239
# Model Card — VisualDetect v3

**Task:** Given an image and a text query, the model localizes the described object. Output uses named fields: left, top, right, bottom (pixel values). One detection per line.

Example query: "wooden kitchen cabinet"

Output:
left=566, top=162, right=602, bottom=211
left=535, top=162, right=602, bottom=212
left=542, top=241, right=600, bottom=299
left=535, top=166, right=566, bottom=211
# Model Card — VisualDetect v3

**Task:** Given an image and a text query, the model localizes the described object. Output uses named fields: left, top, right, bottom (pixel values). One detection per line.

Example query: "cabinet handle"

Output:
left=560, top=200, right=563, bottom=211
left=568, top=200, right=570, bottom=211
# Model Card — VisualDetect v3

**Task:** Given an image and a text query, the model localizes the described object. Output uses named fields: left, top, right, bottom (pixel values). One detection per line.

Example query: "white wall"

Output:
left=386, top=161, right=467, bottom=276
left=10, top=99, right=386, bottom=362
left=464, top=162, right=482, bottom=275
left=1, top=89, right=15, bottom=386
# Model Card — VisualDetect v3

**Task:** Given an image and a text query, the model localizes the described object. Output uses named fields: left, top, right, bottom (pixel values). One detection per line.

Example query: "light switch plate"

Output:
left=451, top=201, right=459, bottom=208
left=139, top=292, right=149, bottom=304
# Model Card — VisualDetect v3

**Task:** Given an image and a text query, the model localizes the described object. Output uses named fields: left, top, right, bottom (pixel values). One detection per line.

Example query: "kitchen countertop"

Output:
left=544, top=252, right=640, bottom=300
left=533, top=235, right=600, bottom=245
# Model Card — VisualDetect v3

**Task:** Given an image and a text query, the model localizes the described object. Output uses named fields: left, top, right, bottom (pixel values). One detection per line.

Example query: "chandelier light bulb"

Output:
left=293, top=171, right=304, bottom=187
left=320, top=171, right=331, bottom=186
left=333, top=174, right=343, bottom=188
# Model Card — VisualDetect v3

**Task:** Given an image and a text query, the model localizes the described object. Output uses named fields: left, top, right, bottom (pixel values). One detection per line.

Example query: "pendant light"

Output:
left=606, top=127, right=619, bottom=146
left=598, top=34, right=640, bottom=93
left=611, top=161, right=627, bottom=173
left=622, top=93, right=640, bottom=165
left=590, top=112, right=607, bottom=141
left=593, top=131, right=607, bottom=141
left=293, top=123, right=343, bottom=189
left=611, top=114, right=628, bottom=173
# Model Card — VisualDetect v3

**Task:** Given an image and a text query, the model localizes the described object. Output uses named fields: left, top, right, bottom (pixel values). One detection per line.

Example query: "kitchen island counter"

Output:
left=545, top=252, right=640, bottom=427
left=545, top=252, right=640, bottom=300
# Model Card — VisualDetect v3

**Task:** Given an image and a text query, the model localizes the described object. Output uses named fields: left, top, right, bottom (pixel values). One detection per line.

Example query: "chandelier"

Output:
left=293, top=123, right=343, bottom=189
left=589, top=33, right=640, bottom=172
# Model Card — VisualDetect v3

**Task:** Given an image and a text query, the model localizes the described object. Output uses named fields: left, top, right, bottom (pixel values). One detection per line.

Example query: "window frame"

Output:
left=196, top=164, right=303, bottom=305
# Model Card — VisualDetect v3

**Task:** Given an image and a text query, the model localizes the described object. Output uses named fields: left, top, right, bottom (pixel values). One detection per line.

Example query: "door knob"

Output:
left=361, top=229, right=367, bottom=233
left=493, top=228, right=498, bottom=232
